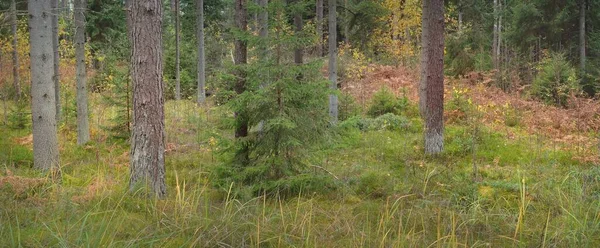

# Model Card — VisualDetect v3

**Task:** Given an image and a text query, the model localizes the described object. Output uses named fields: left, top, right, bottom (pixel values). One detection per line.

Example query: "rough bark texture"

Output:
left=257, top=0, right=268, bottom=59
left=420, top=0, right=444, bottom=155
left=29, top=0, right=61, bottom=173
left=316, top=0, right=323, bottom=57
left=328, top=0, right=338, bottom=124
left=11, top=0, right=21, bottom=101
left=174, top=0, right=181, bottom=100
left=52, top=0, right=61, bottom=122
left=234, top=0, right=248, bottom=139
left=128, top=0, right=167, bottom=198
left=580, top=0, right=586, bottom=73
left=196, top=0, right=206, bottom=104
left=75, top=0, right=90, bottom=145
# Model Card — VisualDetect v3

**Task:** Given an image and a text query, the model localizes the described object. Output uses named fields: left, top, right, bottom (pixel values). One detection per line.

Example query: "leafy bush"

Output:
left=339, top=113, right=412, bottom=132
left=338, top=92, right=361, bottom=121
left=8, top=101, right=30, bottom=130
left=367, top=87, right=408, bottom=117
left=531, top=53, right=579, bottom=107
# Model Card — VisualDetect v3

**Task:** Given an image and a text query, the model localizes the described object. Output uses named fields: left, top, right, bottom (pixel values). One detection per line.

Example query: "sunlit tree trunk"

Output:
left=75, top=0, right=90, bottom=145
left=29, top=0, right=61, bottom=175
left=328, top=0, right=338, bottom=124
left=197, top=0, right=206, bottom=104
left=11, top=0, right=21, bottom=101
left=52, top=0, right=61, bottom=122
left=420, top=0, right=444, bottom=155
left=128, top=0, right=167, bottom=198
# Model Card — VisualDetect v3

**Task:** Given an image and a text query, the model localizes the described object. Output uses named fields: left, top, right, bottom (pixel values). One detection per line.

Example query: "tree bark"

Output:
left=492, top=0, right=498, bottom=70
left=197, top=0, right=206, bottom=104
left=234, top=0, right=248, bottom=137
left=328, top=0, right=338, bottom=124
left=29, top=0, right=61, bottom=175
left=52, top=0, right=61, bottom=122
left=174, top=0, right=181, bottom=100
left=258, top=0, right=268, bottom=59
left=75, top=0, right=90, bottom=145
left=128, top=0, right=167, bottom=198
left=294, top=5, right=303, bottom=65
left=420, top=0, right=445, bottom=155
left=11, top=0, right=21, bottom=101
left=316, top=0, right=323, bottom=57
left=580, top=0, right=586, bottom=73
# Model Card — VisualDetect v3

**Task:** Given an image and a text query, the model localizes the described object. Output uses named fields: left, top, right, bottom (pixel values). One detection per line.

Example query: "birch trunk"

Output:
left=128, top=0, right=167, bottom=198
left=75, top=0, right=90, bottom=145
left=29, top=0, right=61, bottom=174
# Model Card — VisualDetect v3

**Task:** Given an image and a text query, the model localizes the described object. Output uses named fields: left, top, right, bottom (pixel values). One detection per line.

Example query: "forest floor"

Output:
left=1, top=64, right=600, bottom=247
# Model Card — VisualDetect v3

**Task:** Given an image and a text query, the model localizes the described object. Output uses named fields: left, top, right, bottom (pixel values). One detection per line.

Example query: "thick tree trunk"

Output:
left=75, top=0, right=90, bottom=145
left=197, top=0, right=206, bottom=104
left=420, top=0, right=445, bottom=155
left=11, top=0, right=21, bottom=101
left=294, top=8, right=303, bottom=65
left=328, top=0, right=338, bottom=124
left=29, top=0, right=61, bottom=174
left=580, top=0, right=586, bottom=73
left=52, top=0, right=61, bottom=122
left=174, top=0, right=181, bottom=100
left=128, top=0, right=166, bottom=198
left=234, top=0, right=248, bottom=138
left=316, top=0, right=323, bottom=57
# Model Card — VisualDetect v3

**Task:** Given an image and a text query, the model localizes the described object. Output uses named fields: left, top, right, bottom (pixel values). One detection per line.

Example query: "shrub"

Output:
left=338, top=113, right=412, bottom=132
left=8, top=101, right=30, bottom=130
left=367, top=87, right=407, bottom=117
left=338, top=92, right=361, bottom=121
left=531, top=53, right=579, bottom=107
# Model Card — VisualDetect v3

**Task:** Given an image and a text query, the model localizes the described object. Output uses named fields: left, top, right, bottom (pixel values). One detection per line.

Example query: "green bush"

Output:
left=338, top=92, right=361, bottom=121
left=367, top=87, right=408, bottom=117
left=339, top=113, right=412, bottom=132
left=8, top=101, right=30, bottom=130
left=531, top=53, right=579, bottom=107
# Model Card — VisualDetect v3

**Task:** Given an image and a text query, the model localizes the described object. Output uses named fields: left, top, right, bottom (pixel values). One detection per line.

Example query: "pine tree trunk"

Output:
left=316, top=0, right=323, bottom=57
left=52, top=0, right=61, bottom=122
left=420, top=0, right=445, bottom=155
left=458, top=0, right=462, bottom=33
left=197, top=0, right=206, bottom=104
left=328, top=0, right=338, bottom=124
left=29, top=0, right=61, bottom=174
left=258, top=0, right=268, bottom=59
left=580, top=0, right=586, bottom=73
left=234, top=0, right=248, bottom=138
left=174, top=0, right=181, bottom=100
left=294, top=8, right=303, bottom=65
left=75, top=0, right=90, bottom=145
left=492, top=0, right=498, bottom=70
left=11, top=0, right=21, bottom=101
left=128, top=0, right=166, bottom=198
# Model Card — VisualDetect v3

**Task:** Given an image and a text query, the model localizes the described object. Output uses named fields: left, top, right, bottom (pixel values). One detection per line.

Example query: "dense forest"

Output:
left=1, top=0, right=600, bottom=246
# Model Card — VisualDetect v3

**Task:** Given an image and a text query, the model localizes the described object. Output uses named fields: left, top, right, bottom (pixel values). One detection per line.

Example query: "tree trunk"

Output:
left=128, top=0, right=167, bottom=198
left=258, top=0, right=268, bottom=59
left=11, top=0, right=21, bottom=101
left=174, top=0, right=181, bottom=100
left=458, top=0, right=462, bottom=33
left=492, top=0, right=498, bottom=70
left=28, top=0, right=61, bottom=175
left=316, top=0, right=323, bottom=57
left=52, top=0, right=61, bottom=122
left=75, top=0, right=90, bottom=145
left=343, top=0, right=349, bottom=44
left=234, top=0, right=248, bottom=139
left=197, top=0, right=206, bottom=104
left=580, top=0, right=586, bottom=73
left=328, top=0, right=338, bottom=124
left=420, top=0, right=445, bottom=155
left=294, top=6, right=303, bottom=65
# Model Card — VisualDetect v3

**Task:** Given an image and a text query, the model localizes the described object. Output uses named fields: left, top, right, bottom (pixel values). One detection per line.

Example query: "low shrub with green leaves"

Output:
left=367, top=87, right=409, bottom=117
left=531, top=53, right=579, bottom=107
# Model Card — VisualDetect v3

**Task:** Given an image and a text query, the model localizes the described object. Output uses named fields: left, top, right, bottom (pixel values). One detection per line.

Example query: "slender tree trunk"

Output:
left=174, top=0, right=181, bottom=100
left=128, top=0, right=166, bottom=198
left=294, top=6, right=303, bottom=65
left=316, top=0, right=323, bottom=57
left=458, top=0, right=463, bottom=33
left=420, top=0, right=445, bottom=155
left=328, top=0, right=338, bottom=124
left=343, top=0, right=349, bottom=44
left=492, top=0, right=498, bottom=70
left=258, top=0, right=268, bottom=59
left=75, top=0, right=90, bottom=145
left=29, top=0, right=61, bottom=175
left=234, top=0, right=248, bottom=138
left=197, top=0, right=206, bottom=104
left=580, top=0, right=586, bottom=73
left=52, top=0, right=61, bottom=122
left=11, top=0, right=21, bottom=101
left=497, top=0, right=502, bottom=69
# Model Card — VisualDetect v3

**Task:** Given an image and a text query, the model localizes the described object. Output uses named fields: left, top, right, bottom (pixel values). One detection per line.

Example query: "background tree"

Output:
left=420, top=0, right=445, bottom=155
left=233, top=0, right=249, bottom=164
left=52, top=0, right=61, bottom=121
left=174, top=0, right=181, bottom=100
left=196, top=0, right=206, bottom=104
left=316, top=0, right=323, bottom=57
left=75, top=0, right=90, bottom=145
left=128, top=0, right=167, bottom=198
left=28, top=0, right=61, bottom=174
left=328, top=0, right=338, bottom=124
left=11, top=0, right=20, bottom=100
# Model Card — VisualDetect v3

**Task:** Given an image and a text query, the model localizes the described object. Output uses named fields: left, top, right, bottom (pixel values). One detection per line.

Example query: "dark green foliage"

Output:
left=95, top=64, right=131, bottom=140
left=338, top=92, right=361, bottom=121
left=339, top=113, right=413, bottom=132
left=7, top=100, right=29, bottom=130
left=366, top=87, right=409, bottom=117
left=531, top=53, right=579, bottom=107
